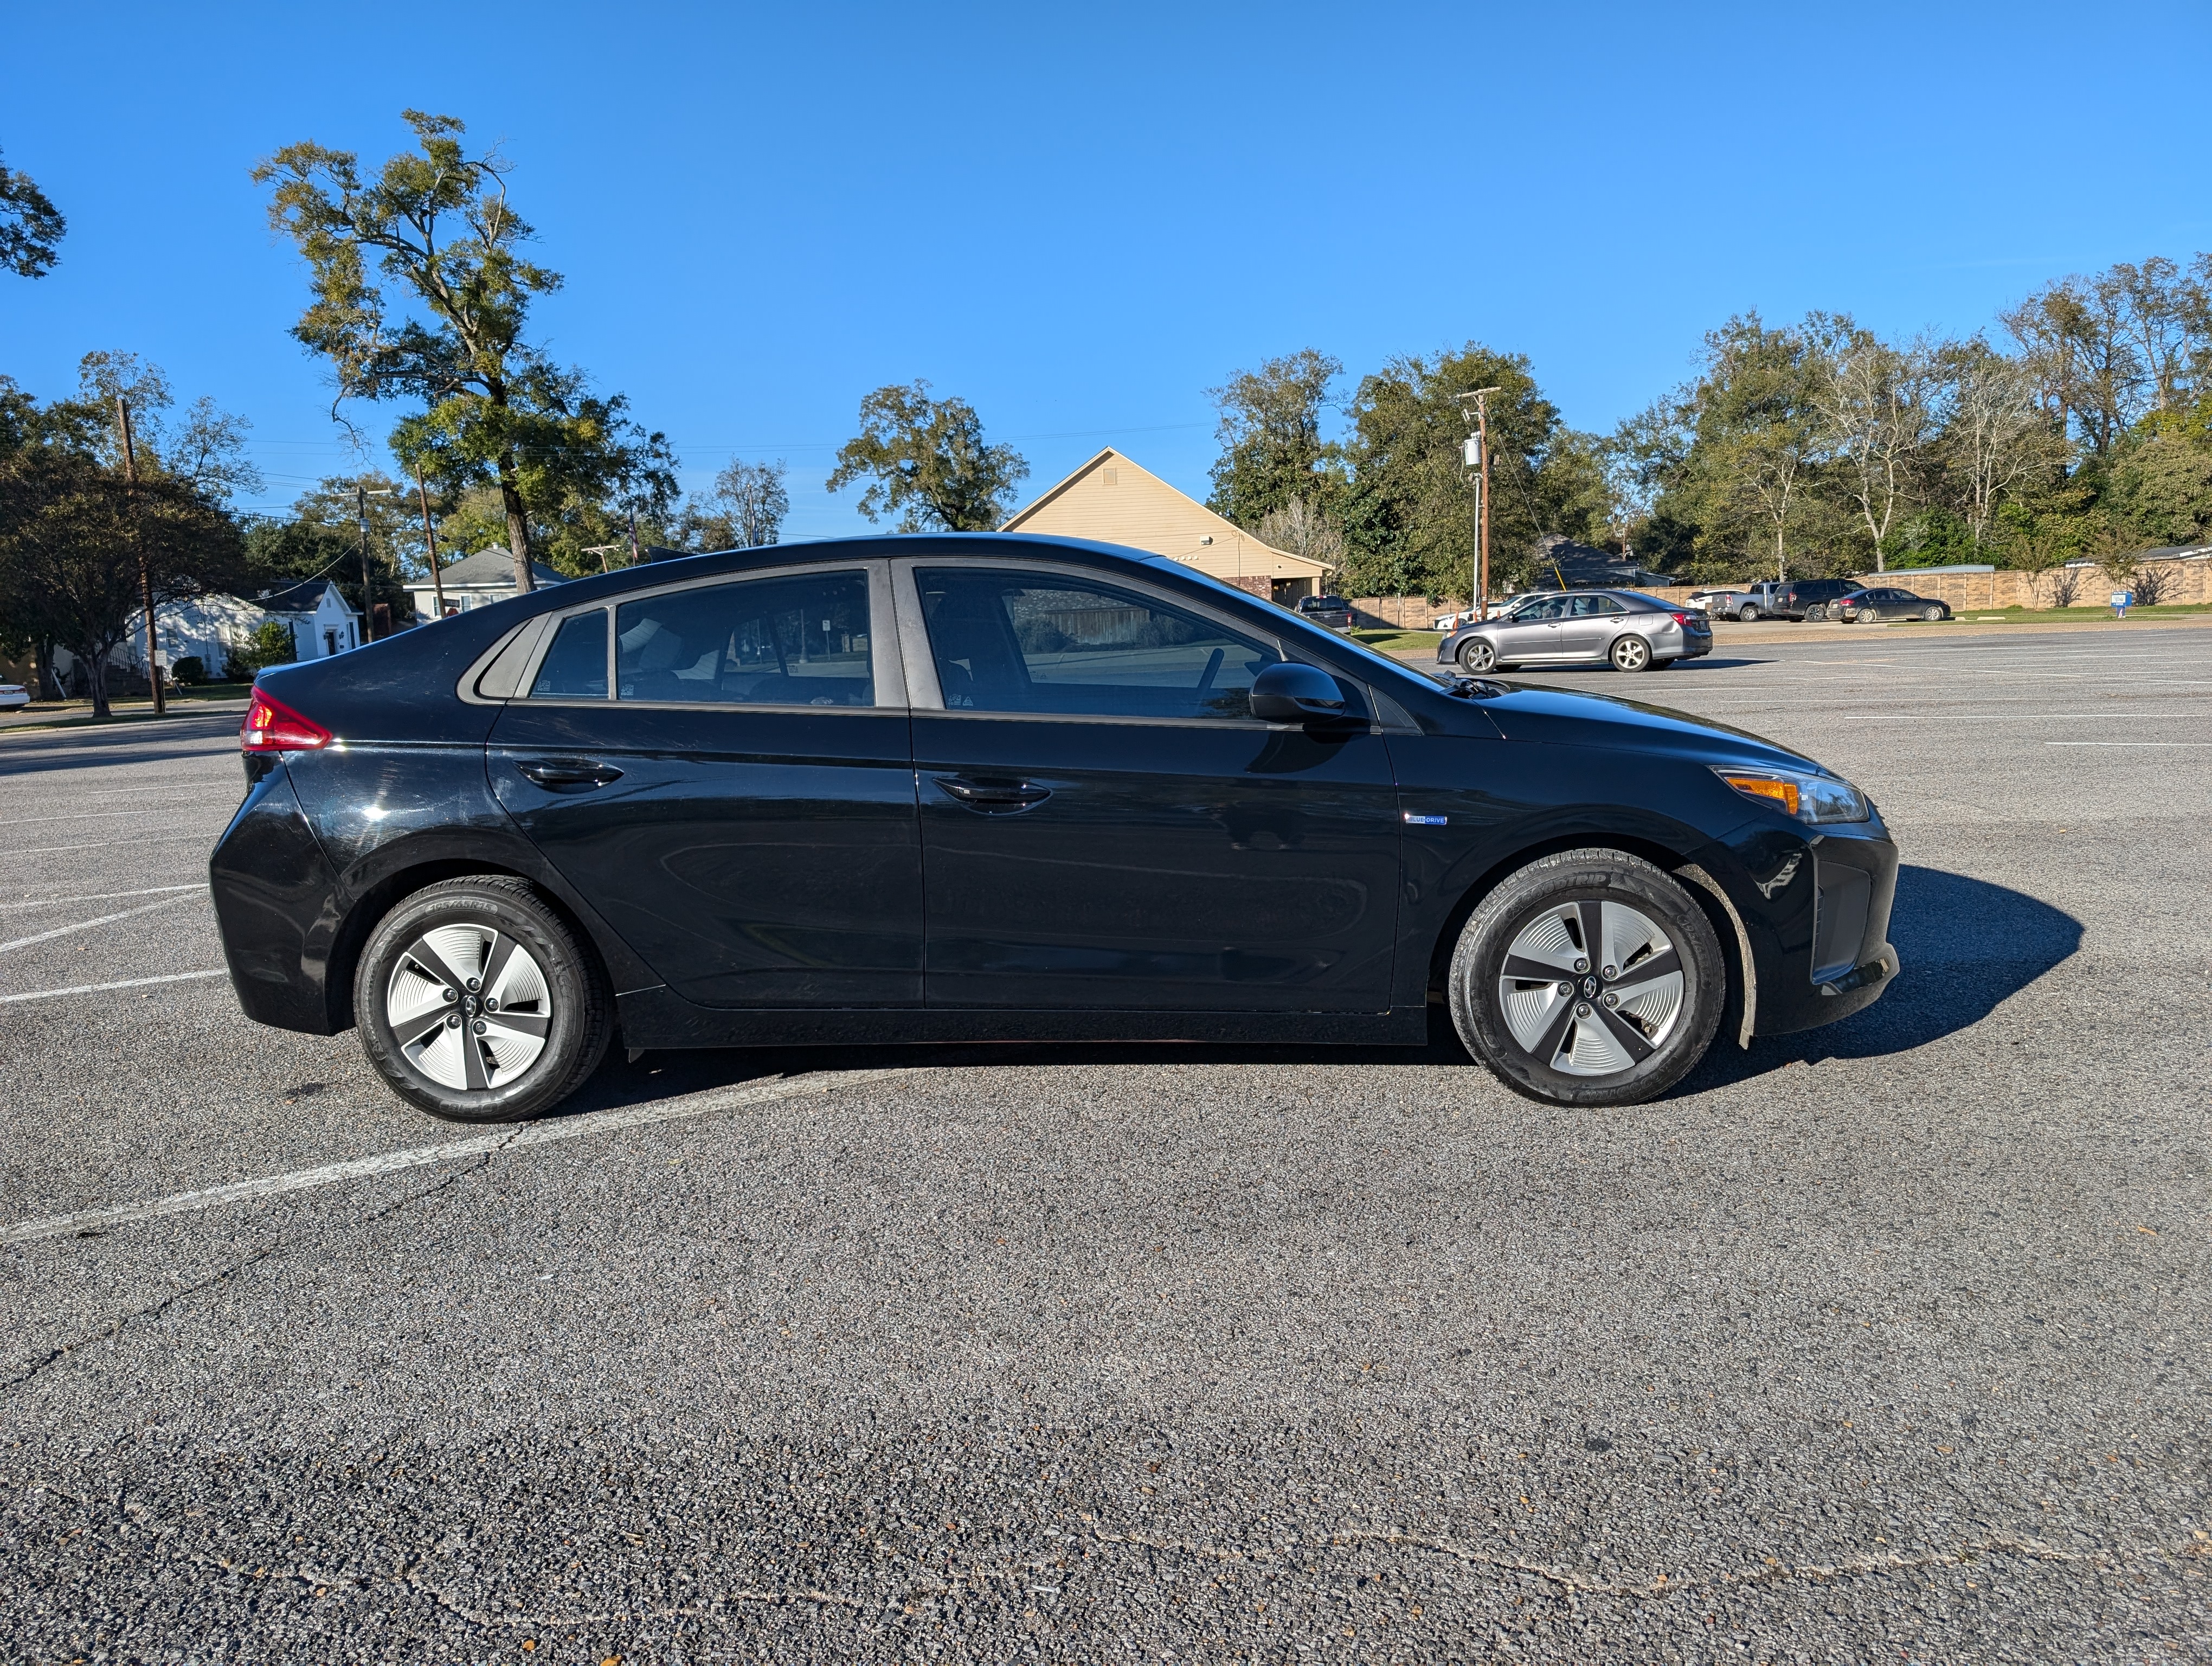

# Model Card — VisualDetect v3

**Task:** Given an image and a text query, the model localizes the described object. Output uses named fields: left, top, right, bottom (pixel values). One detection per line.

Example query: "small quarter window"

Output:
left=529, top=610, right=609, bottom=699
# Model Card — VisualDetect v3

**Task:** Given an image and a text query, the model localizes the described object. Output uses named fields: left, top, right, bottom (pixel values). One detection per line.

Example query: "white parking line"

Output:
left=0, top=968, right=227, bottom=1004
left=2043, top=740, right=2212, bottom=747
left=0, top=893, right=207, bottom=954
left=0, top=883, right=207, bottom=911
left=1, top=1068, right=922, bottom=1246
left=2, top=803, right=228, bottom=822
left=0, top=833, right=218, bottom=858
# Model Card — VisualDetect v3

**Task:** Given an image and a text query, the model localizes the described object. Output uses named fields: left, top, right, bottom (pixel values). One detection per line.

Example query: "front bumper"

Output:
left=1725, top=816, right=1901, bottom=1037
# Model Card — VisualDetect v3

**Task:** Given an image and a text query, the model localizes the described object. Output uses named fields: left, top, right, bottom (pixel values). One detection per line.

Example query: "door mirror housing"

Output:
left=1249, top=662, right=1348, bottom=722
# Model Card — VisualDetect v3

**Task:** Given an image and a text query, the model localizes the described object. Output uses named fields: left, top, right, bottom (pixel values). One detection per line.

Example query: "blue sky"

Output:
left=4, top=2, right=2207, bottom=542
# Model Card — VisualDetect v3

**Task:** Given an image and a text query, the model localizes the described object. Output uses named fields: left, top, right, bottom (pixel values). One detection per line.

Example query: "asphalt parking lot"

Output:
left=3, top=625, right=2208, bottom=1663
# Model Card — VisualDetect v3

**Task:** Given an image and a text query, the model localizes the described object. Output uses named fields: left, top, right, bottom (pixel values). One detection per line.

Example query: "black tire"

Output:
left=355, top=876, right=612, bottom=1122
left=1805, top=604, right=1827, bottom=622
left=1609, top=633, right=1654, bottom=672
left=1922, top=605, right=1943, bottom=621
left=1447, top=848, right=1725, bottom=1107
left=1736, top=605, right=1759, bottom=622
left=1457, top=637, right=1499, bottom=674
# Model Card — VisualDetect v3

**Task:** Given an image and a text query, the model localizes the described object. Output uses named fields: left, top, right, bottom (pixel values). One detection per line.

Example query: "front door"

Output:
left=905, top=561, right=1401, bottom=1014
left=488, top=563, right=924, bottom=1009
left=1493, top=596, right=1566, bottom=661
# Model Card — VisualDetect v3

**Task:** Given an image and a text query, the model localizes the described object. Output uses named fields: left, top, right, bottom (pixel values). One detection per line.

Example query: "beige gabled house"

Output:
left=998, top=447, right=1332, bottom=605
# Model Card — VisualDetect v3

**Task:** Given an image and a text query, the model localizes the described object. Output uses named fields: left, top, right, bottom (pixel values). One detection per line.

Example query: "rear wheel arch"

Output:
left=325, top=858, right=619, bottom=1033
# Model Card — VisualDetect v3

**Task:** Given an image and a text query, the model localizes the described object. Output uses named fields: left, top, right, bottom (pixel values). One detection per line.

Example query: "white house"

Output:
left=407, top=548, right=565, bottom=620
left=114, top=592, right=273, bottom=680
left=255, top=580, right=366, bottom=662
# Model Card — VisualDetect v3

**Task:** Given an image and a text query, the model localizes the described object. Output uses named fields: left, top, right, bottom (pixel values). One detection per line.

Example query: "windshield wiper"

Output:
left=1438, top=672, right=1509, bottom=700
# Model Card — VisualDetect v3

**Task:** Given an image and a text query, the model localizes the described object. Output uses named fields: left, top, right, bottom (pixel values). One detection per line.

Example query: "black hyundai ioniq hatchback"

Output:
left=210, top=534, right=1899, bottom=1122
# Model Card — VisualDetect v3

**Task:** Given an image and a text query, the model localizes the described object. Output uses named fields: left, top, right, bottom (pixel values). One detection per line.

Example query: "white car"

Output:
left=0, top=682, right=29, bottom=712
left=1433, top=593, right=1538, bottom=630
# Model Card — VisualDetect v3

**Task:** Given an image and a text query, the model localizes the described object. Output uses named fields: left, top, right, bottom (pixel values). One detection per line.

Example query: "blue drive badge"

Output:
left=1403, top=811, right=1449, bottom=826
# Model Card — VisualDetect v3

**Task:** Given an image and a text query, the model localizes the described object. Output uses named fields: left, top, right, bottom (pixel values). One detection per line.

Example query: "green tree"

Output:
left=1628, top=315, right=1843, bottom=582
left=1205, top=349, right=1344, bottom=530
left=256, top=111, right=674, bottom=592
left=826, top=381, right=1027, bottom=531
left=1339, top=344, right=1604, bottom=600
left=0, top=440, right=246, bottom=718
left=0, top=148, right=65, bottom=280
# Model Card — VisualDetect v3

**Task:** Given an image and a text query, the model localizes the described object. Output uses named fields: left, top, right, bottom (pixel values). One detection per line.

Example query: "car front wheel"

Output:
left=1448, top=849, right=1725, bottom=1107
left=1609, top=634, right=1653, bottom=672
left=1805, top=604, right=1827, bottom=622
left=355, top=876, right=612, bottom=1122
left=1922, top=605, right=1944, bottom=621
left=1457, top=637, right=1499, bottom=674
left=1736, top=605, right=1759, bottom=622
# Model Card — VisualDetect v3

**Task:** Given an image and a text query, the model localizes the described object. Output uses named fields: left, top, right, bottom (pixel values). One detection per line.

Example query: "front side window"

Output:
left=1513, top=597, right=1567, bottom=622
left=615, top=570, right=873, bottom=706
left=916, top=568, right=1281, bottom=720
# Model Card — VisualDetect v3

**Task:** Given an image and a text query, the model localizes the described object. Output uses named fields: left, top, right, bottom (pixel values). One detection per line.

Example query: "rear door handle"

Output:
left=518, top=758, right=625, bottom=790
left=933, top=775, right=1052, bottom=813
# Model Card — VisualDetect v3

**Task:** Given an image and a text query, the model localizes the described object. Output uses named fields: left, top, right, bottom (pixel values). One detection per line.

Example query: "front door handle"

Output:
left=518, top=758, right=625, bottom=790
left=933, top=775, right=1052, bottom=813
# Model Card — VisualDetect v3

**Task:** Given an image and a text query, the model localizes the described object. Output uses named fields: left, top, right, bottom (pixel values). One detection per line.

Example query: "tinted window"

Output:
left=916, top=568, right=1280, bottom=720
left=1513, top=597, right=1567, bottom=621
left=615, top=571, right=873, bottom=706
left=1568, top=595, right=1625, bottom=616
left=530, top=610, right=608, bottom=699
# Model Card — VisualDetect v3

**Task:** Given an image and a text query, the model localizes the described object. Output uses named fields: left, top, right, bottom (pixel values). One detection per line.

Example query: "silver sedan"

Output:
left=1437, top=590, right=1713, bottom=674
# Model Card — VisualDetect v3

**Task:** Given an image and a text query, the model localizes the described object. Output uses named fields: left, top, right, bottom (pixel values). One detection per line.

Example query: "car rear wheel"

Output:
left=355, top=876, right=612, bottom=1122
left=1609, top=634, right=1653, bottom=672
left=1457, top=637, right=1499, bottom=674
left=1448, top=849, right=1725, bottom=1107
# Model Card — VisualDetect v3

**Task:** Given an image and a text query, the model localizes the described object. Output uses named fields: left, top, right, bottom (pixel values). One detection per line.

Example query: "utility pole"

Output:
left=354, top=484, right=398, bottom=643
left=412, top=467, right=447, bottom=619
left=626, top=509, right=644, bottom=568
left=1455, top=387, right=1502, bottom=618
left=115, top=397, right=164, bottom=717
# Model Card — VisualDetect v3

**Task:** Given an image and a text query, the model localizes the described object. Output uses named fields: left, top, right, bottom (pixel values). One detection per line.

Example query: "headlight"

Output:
left=1713, top=766, right=1870, bottom=825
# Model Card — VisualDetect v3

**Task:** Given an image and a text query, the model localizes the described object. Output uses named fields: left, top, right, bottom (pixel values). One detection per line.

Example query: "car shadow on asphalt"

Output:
left=1680, top=863, right=2082, bottom=1092
left=542, top=863, right=2080, bottom=1120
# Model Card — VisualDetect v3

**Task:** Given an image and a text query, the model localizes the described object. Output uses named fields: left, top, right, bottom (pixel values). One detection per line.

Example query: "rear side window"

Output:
left=916, top=568, right=1281, bottom=720
left=530, top=610, right=608, bottom=699
left=616, top=570, right=873, bottom=706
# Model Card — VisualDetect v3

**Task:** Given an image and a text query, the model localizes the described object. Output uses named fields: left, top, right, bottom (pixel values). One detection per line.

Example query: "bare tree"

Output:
left=1810, top=316, right=1933, bottom=571
left=713, top=458, right=789, bottom=548
left=1935, top=340, right=2056, bottom=546
left=1253, top=496, right=1346, bottom=575
left=74, top=351, right=263, bottom=502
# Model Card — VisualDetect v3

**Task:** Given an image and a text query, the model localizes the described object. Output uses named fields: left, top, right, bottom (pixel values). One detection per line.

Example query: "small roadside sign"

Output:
left=2110, top=589, right=2134, bottom=618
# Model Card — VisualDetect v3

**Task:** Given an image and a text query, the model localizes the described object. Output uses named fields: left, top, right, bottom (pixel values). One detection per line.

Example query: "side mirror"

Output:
left=1249, top=661, right=1348, bottom=723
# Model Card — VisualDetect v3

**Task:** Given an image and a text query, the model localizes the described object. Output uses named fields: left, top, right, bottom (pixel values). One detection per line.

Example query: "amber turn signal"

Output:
left=1716, top=772, right=1799, bottom=816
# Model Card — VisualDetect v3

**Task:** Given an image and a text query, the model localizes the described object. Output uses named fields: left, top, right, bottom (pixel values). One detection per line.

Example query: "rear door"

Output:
left=486, top=560, right=924, bottom=1009
left=1555, top=593, right=1626, bottom=658
left=903, top=559, right=1401, bottom=1014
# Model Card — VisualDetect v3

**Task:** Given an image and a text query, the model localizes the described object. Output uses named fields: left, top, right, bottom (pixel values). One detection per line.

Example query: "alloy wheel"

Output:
left=1610, top=635, right=1651, bottom=672
left=384, top=923, right=552, bottom=1092
left=1495, top=899, right=1685, bottom=1077
left=1458, top=637, right=1497, bottom=673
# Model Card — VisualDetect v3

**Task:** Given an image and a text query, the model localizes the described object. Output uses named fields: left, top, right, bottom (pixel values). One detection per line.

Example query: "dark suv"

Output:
left=1295, top=594, right=1353, bottom=630
left=1735, top=579, right=1856, bottom=621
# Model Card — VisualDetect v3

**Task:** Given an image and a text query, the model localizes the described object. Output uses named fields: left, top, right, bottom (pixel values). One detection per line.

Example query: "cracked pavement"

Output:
left=2, top=626, right=2208, bottom=1663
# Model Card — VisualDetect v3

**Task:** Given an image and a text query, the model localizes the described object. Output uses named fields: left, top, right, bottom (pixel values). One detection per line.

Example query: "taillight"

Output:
left=240, top=688, right=332, bottom=753
left=1670, top=612, right=1694, bottom=626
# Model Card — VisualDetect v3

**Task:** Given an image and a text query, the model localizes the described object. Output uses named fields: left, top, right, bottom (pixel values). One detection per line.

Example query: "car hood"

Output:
left=1471, top=683, right=1824, bottom=772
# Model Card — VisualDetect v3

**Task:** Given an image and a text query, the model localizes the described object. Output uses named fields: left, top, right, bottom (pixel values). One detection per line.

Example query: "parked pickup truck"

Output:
left=1732, top=578, right=1858, bottom=621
